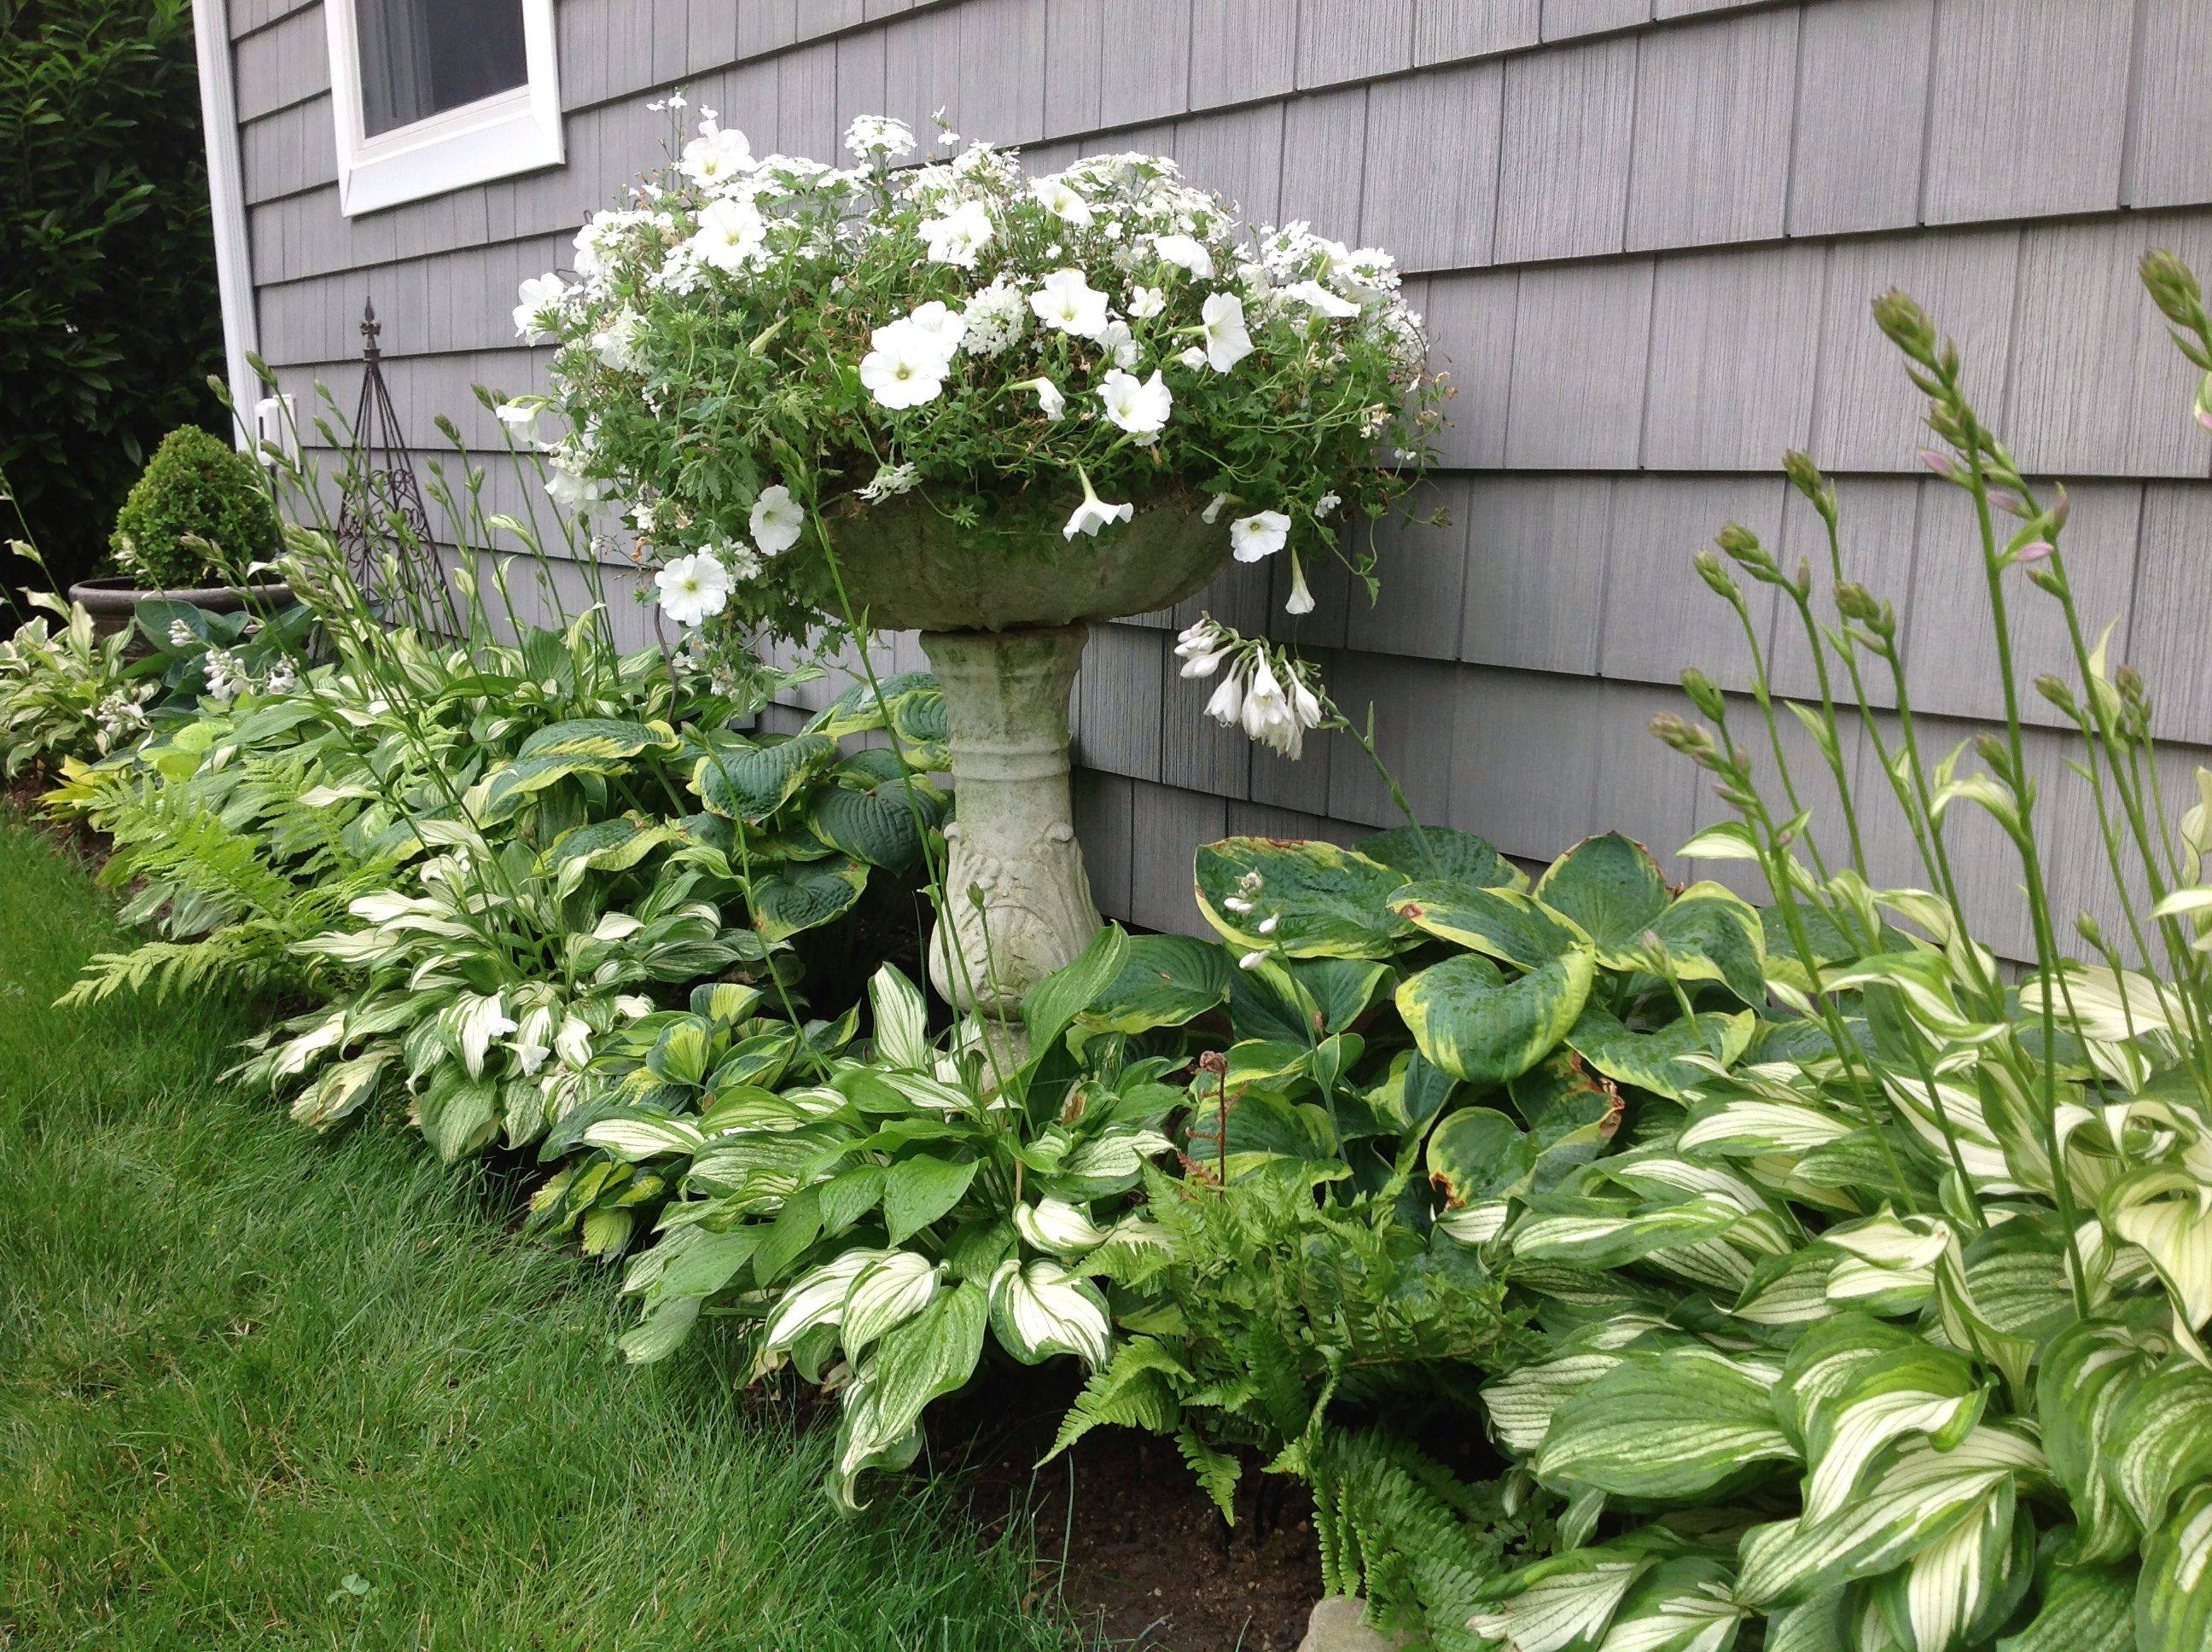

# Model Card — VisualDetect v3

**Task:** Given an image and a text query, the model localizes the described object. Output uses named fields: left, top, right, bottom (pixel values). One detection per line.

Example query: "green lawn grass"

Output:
left=0, top=815, right=1084, bottom=1651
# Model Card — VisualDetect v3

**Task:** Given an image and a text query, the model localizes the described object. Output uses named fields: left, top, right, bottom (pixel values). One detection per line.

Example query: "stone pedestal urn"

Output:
left=836, top=491, right=1229, bottom=1059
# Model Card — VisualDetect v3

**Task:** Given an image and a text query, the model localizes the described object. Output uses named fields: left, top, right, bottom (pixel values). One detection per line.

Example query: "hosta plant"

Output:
left=0, top=590, right=148, bottom=775
left=1458, top=256, right=2212, bottom=1652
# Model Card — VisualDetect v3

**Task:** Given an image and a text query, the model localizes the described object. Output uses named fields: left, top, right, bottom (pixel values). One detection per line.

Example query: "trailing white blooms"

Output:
left=655, top=549, right=731, bottom=625
left=1097, top=369, right=1172, bottom=439
left=748, top=483, right=805, bottom=555
left=1063, top=467, right=1133, bottom=540
left=1229, top=510, right=1291, bottom=562
left=1199, top=292, right=1254, bottom=372
left=1030, top=267, right=1111, bottom=340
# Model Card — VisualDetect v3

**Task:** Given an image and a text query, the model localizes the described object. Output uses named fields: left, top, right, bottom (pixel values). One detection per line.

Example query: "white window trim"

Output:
left=324, top=0, right=564, bottom=218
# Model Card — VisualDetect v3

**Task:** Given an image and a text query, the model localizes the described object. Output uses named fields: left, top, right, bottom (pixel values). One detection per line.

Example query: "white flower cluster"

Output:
left=1174, top=616, right=1327, bottom=761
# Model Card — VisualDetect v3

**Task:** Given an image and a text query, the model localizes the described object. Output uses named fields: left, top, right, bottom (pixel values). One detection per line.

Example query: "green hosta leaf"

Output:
left=1625, top=881, right=1768, bottom=1006
left=1994, top=1555, right=2132, bottom=1652
left=804, top=772, right=943, bottom=872
left=692, top=733, right=839, bottom=822
left=538, top=814, right=677, bottom=878
left=881, top=1154, right=979, bottom=1246
left=1534, top=1347, right=1797, bottom=1499
left=1427, top=1106, right=1537, bottom=1210
left=1564, top=1003, right=1754, bottom=1102
left=748, top=856, right=867, bottom=941
left=1732, top=1425, right=2046, bottom=1608
left=1075, top=934, right=1233, bottom=1039
left=1390, top=880, right=1584, bottom=969
left=989, top=1257, right=1111, bottom=1366
left=1231, top=954, right=1392, bottom=1042
left=1534, top=832, right=1671, bottom=951
left=1396, top=948, right=1595, bottom=1087
left=1510, top=1050, right=1626, bottom=1189
left=1021, top=922, right=1130, bottom=1056
left=1193, top=837, right=1412, bottom=959
left=2139, top=1483, right=2212, bottom=1652
left=831, top=1278, right=988, bottom=1508
left=1359, top=823, right=1522, bottom=892
left=1181, top=1087, right=1342, bottom=1179
left=2107, top=1362, right=2212, bottom=1535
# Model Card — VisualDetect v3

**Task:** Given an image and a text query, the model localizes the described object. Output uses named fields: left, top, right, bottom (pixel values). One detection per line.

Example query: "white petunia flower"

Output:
left=1283, top=278, right=1359, bottom=317
left=512, top=272, right=566, bottom=342
left=905, top=300, right=969, bottom=358
left=919, top=200, right=994, bottom=267
left=1030, top=268, right=1110, bottom=340
left=591, top=309, right=643, bottom=371
left=1097, top=318, right=1140, bottom=369
left=689, top=197, right=767, bottom=270
left=1127, top=284, right=1166, bottom=319
left=1020, top=377, right=1066, bottom=418
left=1284, top=552, right=1314, bottom=615
left=1201, top=493, right=1231, bottom=525
left=1063, top=467, right=1134, bottom=540
left=1178, top=345, right=1208, bottom=369
left=1200, top=292, right=1253, bottom=372
left=750, top=484, right=804, bottom=555
left=1097, top=369, right=1172, bottom=439
left=1031, top=175, right=1095, bottom=227
left=1229, top=510, right=1291, bottom=562
left=679, top=121, right=754, bottom=188
left=859, top=317, right=954, bottom=409
left=1150, top=233, right=1216, bottom=280
left=655, top=549, right=732, bottom=626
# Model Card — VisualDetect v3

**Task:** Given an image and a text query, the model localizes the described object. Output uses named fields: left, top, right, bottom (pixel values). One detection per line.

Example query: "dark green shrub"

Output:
left=0, top=0, right=225, bottom=591
left=109, top=427, right=280, bottom=588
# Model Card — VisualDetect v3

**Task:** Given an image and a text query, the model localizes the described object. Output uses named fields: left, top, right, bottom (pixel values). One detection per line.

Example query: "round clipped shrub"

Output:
left=108, top=427, right=282, bottom=590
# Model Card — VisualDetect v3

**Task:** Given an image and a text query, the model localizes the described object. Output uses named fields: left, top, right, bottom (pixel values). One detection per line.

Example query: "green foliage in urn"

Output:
left=108, top=426, right=282, bottom=589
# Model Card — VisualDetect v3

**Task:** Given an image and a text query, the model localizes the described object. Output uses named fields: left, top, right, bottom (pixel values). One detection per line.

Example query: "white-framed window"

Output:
left=324, top=0, right=563, bottom=217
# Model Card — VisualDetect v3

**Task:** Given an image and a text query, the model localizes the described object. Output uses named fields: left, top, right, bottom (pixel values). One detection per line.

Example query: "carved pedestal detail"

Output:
left=921, top=625, right=1102, bottom=1065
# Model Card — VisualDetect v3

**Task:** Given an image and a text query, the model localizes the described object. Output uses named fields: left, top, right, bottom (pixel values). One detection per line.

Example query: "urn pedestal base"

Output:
left=919, top=624, right=1100, bottom=1068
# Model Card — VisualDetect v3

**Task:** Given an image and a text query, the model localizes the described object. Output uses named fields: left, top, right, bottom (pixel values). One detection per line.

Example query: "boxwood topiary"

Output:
left=108, top=426, right=282, bottom=590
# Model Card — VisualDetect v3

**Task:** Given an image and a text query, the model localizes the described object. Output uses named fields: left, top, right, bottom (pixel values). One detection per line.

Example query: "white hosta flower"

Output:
left=1097, top=368, right=1172, bottom=439
left=1204, top=666, right=1245, bottom=726
left=689, top=197, right=767, bottom=270
left=1289, top=671, right=1323, bottom=733
left=1284, top=277, right=1360, bottom=317
left=455, top=992, right=519, bottom=1079
left=1127, top=283, right=1165, bottom=319
left=1285, top=552, right=1314, bottom=615
left=1200, top=291, right=1254, bottom=371
left=905, top=300, right=969, bottom=358
left=919, top=200, right=993, bottom=267
left=1315, top=491, right=1341, bottom=519
left=1030, top=175, right=1095, bottom=227
left=265, top=658, right=298, bottom=695
left=1150, top=233, right=1216, bottom=279
left=1174, top=618, right=1231, bottom=678
left=843, top=113, right=916, bottom=162
left=679, top=120, right=754, bottom=188
left=1229, top=510, right=1291, bottom=562
left=1020, top=377, right=1066, bottom=418
left=749, top=483, right=804, bottom=555
left=1063, top=467, right=1134, bottom=540
left=1241, top=653, right=1302, bottom=758
left=655, top=549, right=732, bottom=626
left=545, top=462, right=602, bottom=509
left=1030, top=268, right=1110, bottom=340
left=512, top=272, right=566, bottom=341
left=859, top=462, right=920, bottom=502
left=859, top=317, right=954, bottom=409
left=510, top=1005, right=556, bottom=1077
left=166, top=618, right=195, bottom=647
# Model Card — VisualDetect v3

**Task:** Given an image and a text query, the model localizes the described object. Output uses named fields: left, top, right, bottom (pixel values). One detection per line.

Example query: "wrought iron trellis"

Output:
left=336, top=297, right=455, bottom=629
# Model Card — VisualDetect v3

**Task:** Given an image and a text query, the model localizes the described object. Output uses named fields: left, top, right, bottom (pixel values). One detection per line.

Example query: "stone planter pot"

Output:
left=67, top=575, right=295, bottom=656
left=830, top=491, right=1230, bottom=1058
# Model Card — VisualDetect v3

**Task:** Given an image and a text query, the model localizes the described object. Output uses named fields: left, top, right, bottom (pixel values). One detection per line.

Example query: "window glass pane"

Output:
left=356, top=0, right=529, bottom=138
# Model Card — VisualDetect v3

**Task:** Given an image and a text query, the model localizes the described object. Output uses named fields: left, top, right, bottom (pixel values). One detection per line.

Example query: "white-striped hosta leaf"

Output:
left=1484, top=1347, right=1632, bottom=1457
left=1587, top=1557, right=1747, bottom=1652
left=2034, top=1318, right=2157, bottom=1563
left=1468, top=1549, right=1650, bottom=1652
left=582, top=1114, right=708, bottom=1160
left=1534, top=1348, right=1797, bottom=1500
left=1733, top=1425, right=2045, bottom=1608
left=2106, top=1166, right=2212, bottom=1329
left=757, top=1248, right=886, bottom=1362
left=830, top=1278, right=988, bottom=1509
left=1732, top=1248, right=1839, bottom=1327
left=1013, top=1196, right=1111, bottom=1256
left=989, top=1257, right=1110, bottom=1368
left=1800, top=1347, right=1986, bottom=1522
left=867, top=963, right=931, bottom=1071
left=2108, top=1363, right=2212, bottom=1534
left=839, top=1250, right=941, bottom=1358
left=1679, top=1097, right=1854, bottom=1160
left=1867, top=1477, right=2025, bottom=1652
left=2138, top=1483, right=2212, bottom=1652
left=1992, top=1556, right=2132, bottom=1652
left=1511, top=1195, right=1749, bottom=1271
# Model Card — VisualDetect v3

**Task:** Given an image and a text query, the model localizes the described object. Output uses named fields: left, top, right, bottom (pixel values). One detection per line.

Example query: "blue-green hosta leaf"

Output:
left=2035, top=1318, right=2158, bottom=1564
left=748, top=855, right=867, bottom=942
left=1230, top=954, right=1393, bottom=1042
left=840, top=1250, right=943, bottom=1358
left=1397, top=948, right=1596, bottom=1087
left=691, top=733, right=839, bottom=822
left=1193, top=836, right=1412, bottom=959
left=1732, top=1425, right=2046, bottom=1608
left=831, top=1277, right=989, bottom=1508
left=1389, top=881, right=1583, bottom=969
left=1534, top=1347, right=1797, bottom=1499
left=1358, top=822, right=1522, bottom=891
left=1563, top=1003, right=1753, bottom=1103
left=1533, top=832, right=1671, bottom=951
left=2107, top=1362, right=2212, bottom=1536
left=538, top=814, right=677, bottom=880
left=804, top=771, right=944, bottom=872
left=1993, top=1555, right=2133, bottom=1652
left=989, top=1257, right=1110, bottom=1366
left=2138, top=1483, right=2212, bottom=1652
left=1074, top=934, right=1233, bottom=1039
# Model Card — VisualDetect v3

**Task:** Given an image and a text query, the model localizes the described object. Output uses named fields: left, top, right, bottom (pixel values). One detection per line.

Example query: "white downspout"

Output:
left=192, top=0, right=260, bottom=446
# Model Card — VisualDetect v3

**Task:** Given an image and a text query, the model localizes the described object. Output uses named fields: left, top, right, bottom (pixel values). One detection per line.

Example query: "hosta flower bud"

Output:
left=1679, top=668, right=1726, bottom=721
left=1781, top=449, right=1828, bottom=507
left=1872, top=289, right=1937, bottom=364
left=1973, top=731, right=2010, bottom=773
left=1692, top=550, right=1742, bottom=605
left=2075, top=910, right=2108, bottom=951
left=2033, top=673, right=2076, bottom=715
left=2140, top=249, right=2205, bottom=328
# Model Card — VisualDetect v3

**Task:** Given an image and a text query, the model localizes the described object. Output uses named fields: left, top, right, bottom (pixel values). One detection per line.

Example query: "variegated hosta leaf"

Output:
left=830, top=1278, right=989, bottom=1509
left=1592, top=1557, right=1749, bottom=1652
left=583, top=1114, right=709, bottom=1160
left=2104, top=1166, right=2212, bottom=1329
left=1395, top=948, right=1597, bottom=1089
left=2139, top=1482, right=2212, bottom=1652
left=1679, top=1096, right=1855, bottom=1160
left=1798, top=1346, right=1987, bottom=1523
left=1994, top=1552, right=2133, bottom=1652
left=1820, top=1210, right=1957, bottom=1318
left=1534, top=1347, right=1796, bottom=1500
left=1511, top=1192, right=1750, bottom=1274
left=866, top=963, right=931, bottom=1070
left=2106, top=1362, right=2212, bottom=1536
left=1012, top=1196, right=1110, bottom=1257
left=1732, top=1424, right=2046, bottom=1609
left=1731, top=1246, right=1841, bottom=1328
left=988, top=1257, right=1110, bottom=1367
left=1481, top=1320, right=1656, bottom=1457
left=1467, top=1544, right=1652, bottom=1652
left=2034, top=1318, right=2158, bottom=1564
left=839, top=1250, right=942, bottom=1358
left=756, top=1248, right=887, bottom=1369
left=1866, top=1477, right=2029, bottom=1652
left=1563, top=1003, right=1755, bottom=1104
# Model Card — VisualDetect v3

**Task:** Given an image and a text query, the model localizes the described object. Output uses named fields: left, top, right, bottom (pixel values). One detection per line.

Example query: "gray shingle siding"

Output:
left=221, top=0, right=2212, bottom=951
